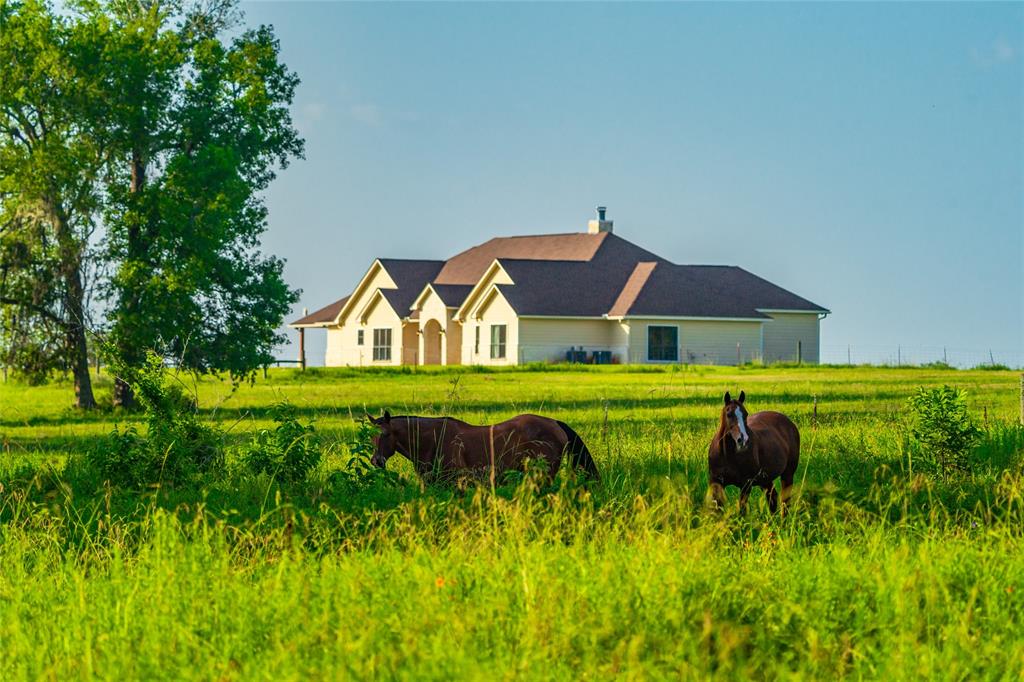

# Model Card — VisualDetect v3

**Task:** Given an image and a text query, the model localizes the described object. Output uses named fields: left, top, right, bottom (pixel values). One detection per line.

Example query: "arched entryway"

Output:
left=421, top=319, right=443, bottom=365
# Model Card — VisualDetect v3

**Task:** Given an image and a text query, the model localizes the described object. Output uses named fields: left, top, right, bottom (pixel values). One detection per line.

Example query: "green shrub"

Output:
left=323, top=418, right=400, bottom=491
left=907, top=385, right=983, bottom=476
left=238, top=403, right=321, bottom=483
left=90, top=353, right=222, bottom=488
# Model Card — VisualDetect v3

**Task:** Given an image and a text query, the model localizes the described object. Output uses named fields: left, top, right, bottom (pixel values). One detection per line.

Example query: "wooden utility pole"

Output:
left=298, top=308, right=308, bottom=371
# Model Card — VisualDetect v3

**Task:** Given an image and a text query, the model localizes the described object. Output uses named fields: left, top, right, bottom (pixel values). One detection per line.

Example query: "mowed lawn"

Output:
left=1, top=365, right=1023, bottom=679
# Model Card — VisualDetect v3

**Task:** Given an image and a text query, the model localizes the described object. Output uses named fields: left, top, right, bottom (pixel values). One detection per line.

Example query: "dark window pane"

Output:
left=490, top=324, right=507, bottom=359
left=648, top=326, right=678, bottom=362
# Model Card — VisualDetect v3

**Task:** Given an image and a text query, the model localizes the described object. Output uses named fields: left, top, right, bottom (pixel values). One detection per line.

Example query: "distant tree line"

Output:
left=0, top=0, right=303, bottom=407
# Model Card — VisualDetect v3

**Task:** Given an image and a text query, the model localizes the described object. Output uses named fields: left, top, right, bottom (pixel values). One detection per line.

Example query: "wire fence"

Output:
left=819, top=345, right=1023, bottom=370
left=297, top=344, right=1022, bottom=369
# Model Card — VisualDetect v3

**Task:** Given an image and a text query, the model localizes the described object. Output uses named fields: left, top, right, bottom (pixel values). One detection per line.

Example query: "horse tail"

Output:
left=555, top=420, right=600, bottom=481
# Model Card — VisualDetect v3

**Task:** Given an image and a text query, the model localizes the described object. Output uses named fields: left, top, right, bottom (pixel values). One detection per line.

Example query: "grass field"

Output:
left=1, top=364, right=1023, bottom=680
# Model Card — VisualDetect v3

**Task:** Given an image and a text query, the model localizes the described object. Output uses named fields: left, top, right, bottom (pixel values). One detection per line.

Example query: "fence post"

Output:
left=847, top=345, right=851, bottom=365
left=897, top=345, right=901, bottom=367
left=813, top=394, right=818, bottom=429
left=736, top=342, right=741, bottom=366
left=797, top=341, right=802, bottom=365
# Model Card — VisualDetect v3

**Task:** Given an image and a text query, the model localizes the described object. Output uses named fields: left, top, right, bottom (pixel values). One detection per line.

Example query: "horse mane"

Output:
left=712, top=406, right=731, bottom=453
left=387, top=415, right=473, bottom=428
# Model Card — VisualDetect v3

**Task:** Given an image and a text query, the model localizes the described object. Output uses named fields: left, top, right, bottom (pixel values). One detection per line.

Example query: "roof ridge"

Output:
left=608, top=261, right=659, bottom=317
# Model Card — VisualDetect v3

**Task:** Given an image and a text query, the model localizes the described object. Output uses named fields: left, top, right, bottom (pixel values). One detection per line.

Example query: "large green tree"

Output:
left=0, top=0, right=101, bottom=407
left=1, top=0, right=302, bottom=407
left=89, top=0, right=303, bottom=405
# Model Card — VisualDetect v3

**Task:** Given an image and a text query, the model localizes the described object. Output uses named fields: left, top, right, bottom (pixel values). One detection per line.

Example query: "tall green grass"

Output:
left=1, top=366, right=1023, bottom=679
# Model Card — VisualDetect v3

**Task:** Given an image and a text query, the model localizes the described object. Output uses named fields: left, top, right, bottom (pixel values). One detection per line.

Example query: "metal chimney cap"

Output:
left=596, top=206, right=607, bottom=220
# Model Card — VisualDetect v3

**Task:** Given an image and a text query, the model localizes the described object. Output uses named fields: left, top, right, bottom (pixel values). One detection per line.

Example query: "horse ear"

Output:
left=383, top=410, right=391, bottom=423
left=724, top=391, right=731, bottom=405
left=738, top=391, right=745, bottom=404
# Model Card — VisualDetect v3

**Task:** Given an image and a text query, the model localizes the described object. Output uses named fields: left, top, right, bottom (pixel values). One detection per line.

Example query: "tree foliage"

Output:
left=93, top=0, right=302, bottom=392
left=0, top=0, right=104, bottom=404
left=0, top=0, right=303, bottom=406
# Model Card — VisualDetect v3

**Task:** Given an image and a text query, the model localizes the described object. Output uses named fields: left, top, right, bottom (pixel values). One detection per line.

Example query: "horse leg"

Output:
left=764, top=484, right=779, bottom=514
left=738, top=482, right=753, bottom=516
left=708, top=482, right=727, bottom=511
left=779, top=473, right=795, bottom=514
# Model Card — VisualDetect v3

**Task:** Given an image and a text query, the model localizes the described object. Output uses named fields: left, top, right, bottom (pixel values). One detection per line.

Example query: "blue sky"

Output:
left=244, top=2, right=1023, bottom=366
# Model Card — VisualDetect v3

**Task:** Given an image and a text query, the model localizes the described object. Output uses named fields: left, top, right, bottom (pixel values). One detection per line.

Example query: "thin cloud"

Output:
left=971, top=37, right=1018, bottom=67
left=350, top=103, right=383, bottom=127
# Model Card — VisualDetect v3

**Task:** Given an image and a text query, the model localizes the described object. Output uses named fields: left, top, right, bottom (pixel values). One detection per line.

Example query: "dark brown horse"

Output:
left=708, top=391, right=800, bottom=514
left=368, top=411, right=599, bottom=483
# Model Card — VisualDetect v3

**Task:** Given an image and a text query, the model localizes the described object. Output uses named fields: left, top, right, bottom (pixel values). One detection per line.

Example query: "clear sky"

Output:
left=243, top=1, right=1023, bottom=367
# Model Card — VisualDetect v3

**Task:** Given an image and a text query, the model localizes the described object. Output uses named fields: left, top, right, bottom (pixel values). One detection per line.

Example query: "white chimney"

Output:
left=587, top=206, right=613, bottom=234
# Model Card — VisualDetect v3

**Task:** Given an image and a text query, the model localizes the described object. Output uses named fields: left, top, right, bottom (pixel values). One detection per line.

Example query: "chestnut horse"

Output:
left=708, top=391, right=800, bottom=514
left=368, top=411, right=599, bottom=483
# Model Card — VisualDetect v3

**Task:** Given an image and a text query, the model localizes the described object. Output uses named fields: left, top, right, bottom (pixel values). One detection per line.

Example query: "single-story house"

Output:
left=290, top=208, right=829, bottom=366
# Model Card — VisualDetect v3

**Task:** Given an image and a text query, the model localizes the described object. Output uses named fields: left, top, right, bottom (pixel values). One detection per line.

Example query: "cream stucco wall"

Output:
left=762, top=312, right=820, bottom=364
left=416, top=288, right=463, bottom=365
left=463, top=289, right=519, bottom=365
left=322, top=261, right=425, bottom=367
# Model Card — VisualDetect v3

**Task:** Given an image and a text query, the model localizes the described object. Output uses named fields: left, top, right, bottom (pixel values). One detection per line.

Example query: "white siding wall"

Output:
left=680, top=320, right=763, bottom=365
left=625, top=319, right=763, bottom=365
left=762, top=312, right=820, bottom=364
left=517, top=319, right=621, bottom=363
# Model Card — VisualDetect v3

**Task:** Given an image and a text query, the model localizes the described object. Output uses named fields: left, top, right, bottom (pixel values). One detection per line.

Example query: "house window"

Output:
left=490, top=324, right=507, bottom=359
left=474, top=326, right=480, bottom=355
left=647, top=325, right=678, bottom=362
left=372, top=328, right=392, bottom=361
left=357, top=329, right=364, bottom=346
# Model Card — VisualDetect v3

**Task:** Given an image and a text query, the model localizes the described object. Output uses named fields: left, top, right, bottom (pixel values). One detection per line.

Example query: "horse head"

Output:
left=369, top=410, right=396, bottom=468
left=721, top=390, right=750, bottom=451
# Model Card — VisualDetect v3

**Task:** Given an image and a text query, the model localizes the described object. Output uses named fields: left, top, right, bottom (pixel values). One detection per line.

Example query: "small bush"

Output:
left=90, top=353, right=222, bottom=488
left=907, top=385, right=983, bottom=476
left=972, top=363, right=1012, bottom=371
left=237, top=404, right=322, bottom=483
left=325, top=418, right=400, bottom=491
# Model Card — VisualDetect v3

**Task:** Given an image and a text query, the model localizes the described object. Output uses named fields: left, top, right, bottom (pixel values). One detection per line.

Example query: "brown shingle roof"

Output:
left=295, top=231, right=827, bottom=326
left=376, top=259, right=445, bottom=315
left=434, top=232, right=610, bottom=284
left=290, top=296, right=350, bottom=326
left=620, top=265, right=827, bottom=318
left=430, top=284, right=474, bottom=307
left=608, top=262, right=658, bottom=317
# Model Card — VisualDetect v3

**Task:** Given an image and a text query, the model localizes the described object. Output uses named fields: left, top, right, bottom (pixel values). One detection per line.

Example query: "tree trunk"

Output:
left=112, top=147, right=147, bottom=409
left=52, top=203, right=96, bottom=409
left=113, top=376, right=135, bottom=409
left=65, top=268, right=96, bottom=409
